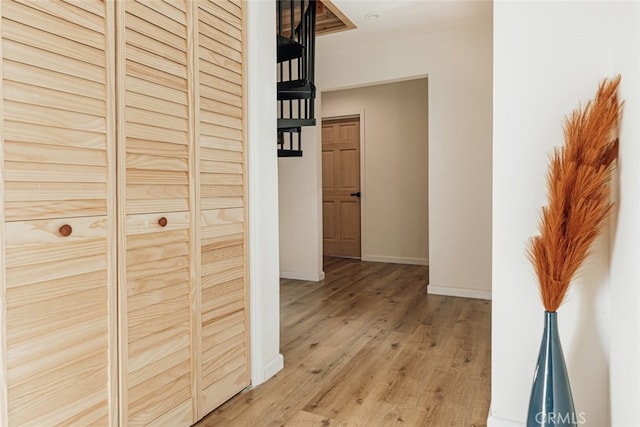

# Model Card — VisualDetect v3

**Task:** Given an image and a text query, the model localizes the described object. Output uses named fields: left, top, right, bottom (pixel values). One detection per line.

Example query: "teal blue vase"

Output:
left=527, top=311, right=577, bottom=427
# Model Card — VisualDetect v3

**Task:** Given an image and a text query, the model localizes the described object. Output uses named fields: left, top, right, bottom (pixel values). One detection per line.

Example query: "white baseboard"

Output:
left=487, top=413, right=524, bottom=427
left=263, top=353, right=284, bottom=382
left=280, top=271, right=325, bottom=281
left=428, top=284, right=492, bottom=300
left=361, top=255, right=428, bottom=266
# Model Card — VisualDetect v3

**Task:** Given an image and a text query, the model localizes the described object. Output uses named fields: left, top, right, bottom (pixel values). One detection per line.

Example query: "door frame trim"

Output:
left=321, top=110, right=366, bottom=259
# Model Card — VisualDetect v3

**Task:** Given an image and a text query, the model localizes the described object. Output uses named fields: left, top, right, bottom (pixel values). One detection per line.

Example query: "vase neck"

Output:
left=543, top=310, right=558, bottom=333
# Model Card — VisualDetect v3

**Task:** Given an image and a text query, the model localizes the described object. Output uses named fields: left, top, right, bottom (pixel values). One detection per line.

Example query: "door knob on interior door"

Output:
left=350, top=192, right=361, bottom=197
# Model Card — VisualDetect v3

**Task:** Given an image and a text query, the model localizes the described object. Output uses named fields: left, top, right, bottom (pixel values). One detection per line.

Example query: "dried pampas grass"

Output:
left=529, top=75, right=623, bottom=312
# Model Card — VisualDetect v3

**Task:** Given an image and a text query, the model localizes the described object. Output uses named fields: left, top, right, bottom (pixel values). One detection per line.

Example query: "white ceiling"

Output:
left=318, top=0, right=492, bottom=52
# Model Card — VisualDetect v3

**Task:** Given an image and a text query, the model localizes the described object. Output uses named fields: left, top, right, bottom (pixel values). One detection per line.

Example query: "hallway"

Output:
left=198, top=258, right=490, bottom=426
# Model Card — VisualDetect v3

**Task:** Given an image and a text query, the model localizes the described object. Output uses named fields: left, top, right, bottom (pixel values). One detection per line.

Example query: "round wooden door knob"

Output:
left=58, top=224, right=73, bottom=237
left=158, top=217, right=168, bottom=227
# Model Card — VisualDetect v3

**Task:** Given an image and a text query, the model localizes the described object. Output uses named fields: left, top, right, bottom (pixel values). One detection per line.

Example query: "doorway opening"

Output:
left=321, top=78, right=429, bottom=267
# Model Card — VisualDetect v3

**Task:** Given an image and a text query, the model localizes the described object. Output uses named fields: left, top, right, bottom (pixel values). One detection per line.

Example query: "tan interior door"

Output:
left=322, top=117, right=361, bottom=258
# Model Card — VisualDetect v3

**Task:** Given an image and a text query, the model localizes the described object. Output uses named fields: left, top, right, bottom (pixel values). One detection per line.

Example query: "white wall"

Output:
left=492, top=1, right=640, bottom=425
left=246, top=0, right=283, bottom=385
left=313, top=22, right=493, bottom=299
left=609, top=2, right=640, bottom=425
left=322, top=79, right=429, bottom=265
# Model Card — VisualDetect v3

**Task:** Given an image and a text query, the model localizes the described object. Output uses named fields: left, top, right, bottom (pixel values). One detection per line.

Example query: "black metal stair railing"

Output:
left=276, top=0, right=316, bottom=157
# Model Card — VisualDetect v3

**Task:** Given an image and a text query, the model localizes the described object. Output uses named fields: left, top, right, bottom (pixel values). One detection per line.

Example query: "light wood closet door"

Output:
left=0, top=0, right=117, bottom=425
left=2, top=0, right=112, bottom=221
left=119, top=0, right=195, bottom=425
left=196, top=0, right=250, bottom=416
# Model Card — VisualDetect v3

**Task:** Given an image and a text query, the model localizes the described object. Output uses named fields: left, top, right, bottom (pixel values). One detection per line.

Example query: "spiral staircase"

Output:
left=277, top=0, right=316, bottom=157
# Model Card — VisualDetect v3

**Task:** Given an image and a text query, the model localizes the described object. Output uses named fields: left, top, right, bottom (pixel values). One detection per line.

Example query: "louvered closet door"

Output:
left=2, top=0, right=111, bottom=221
left=3, top=218, right=113, bottom=426
left=196, top=0, right=250, bottom=416
left=120, top=0, right=195, bottom=425
left=0, top=1, right=117, bottom=425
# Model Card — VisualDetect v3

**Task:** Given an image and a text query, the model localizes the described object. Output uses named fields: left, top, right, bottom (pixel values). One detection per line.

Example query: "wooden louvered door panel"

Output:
left=119, top=0, right=195, bottom=425
left=124, top=212, right=193, bottom=425
left=3, top=218, right=113, bottom=426
left=196, top=0, right=250, bottom=416
left=0, top=1, right=117, bottom=426
left=123, top=0, right=191, bottom=215
left=1, top=0, right=111, bottom=221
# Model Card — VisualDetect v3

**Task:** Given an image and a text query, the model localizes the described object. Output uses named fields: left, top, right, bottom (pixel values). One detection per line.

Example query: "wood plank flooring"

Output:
left=196, top=257, right=491, bottom=426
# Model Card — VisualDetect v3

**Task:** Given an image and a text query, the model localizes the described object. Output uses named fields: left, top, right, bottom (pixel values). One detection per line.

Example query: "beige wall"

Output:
left=278, top=122, right=324, bottom=281
left=322, top=79, right=429, bottom=265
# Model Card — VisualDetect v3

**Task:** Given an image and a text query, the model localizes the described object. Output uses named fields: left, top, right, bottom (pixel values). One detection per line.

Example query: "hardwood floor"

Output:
left=196, top=257, right=491, bottom=426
